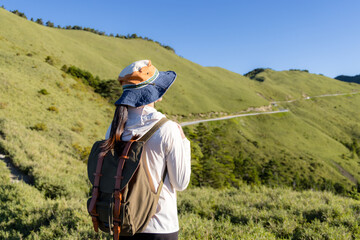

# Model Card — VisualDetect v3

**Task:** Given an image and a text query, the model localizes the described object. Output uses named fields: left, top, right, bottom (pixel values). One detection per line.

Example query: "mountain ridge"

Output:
left=335, top=74, right=360, bottom=84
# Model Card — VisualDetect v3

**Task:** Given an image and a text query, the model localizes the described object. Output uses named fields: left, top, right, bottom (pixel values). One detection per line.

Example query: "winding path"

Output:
left=0, top=153, right=33, bottom=184
left=180, top=109, right=289, bottom=126
left=181, top=91, right=359, bottom=127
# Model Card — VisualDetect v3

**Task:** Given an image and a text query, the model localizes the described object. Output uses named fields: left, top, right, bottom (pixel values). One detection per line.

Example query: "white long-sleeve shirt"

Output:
left=105, top=105, right=191, bottom=233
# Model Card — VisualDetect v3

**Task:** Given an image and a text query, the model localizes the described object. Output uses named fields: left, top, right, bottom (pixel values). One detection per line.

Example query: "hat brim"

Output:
left=115, top=71, right=176, bottom=107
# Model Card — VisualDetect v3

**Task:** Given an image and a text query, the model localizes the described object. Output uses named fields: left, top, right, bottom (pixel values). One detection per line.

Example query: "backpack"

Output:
left=87, top=118, right=168, bottom=239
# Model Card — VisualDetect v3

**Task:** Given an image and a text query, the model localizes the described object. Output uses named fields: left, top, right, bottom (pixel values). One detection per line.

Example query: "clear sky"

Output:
left=1, top=0, right=359, bottom=78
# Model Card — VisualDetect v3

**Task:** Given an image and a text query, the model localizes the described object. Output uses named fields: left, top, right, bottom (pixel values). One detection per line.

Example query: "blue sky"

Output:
left=1, top=0, right=359, bottom=78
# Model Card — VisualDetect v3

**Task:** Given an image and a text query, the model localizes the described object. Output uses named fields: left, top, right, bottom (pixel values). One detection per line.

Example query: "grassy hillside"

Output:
left=1, top=8, right=359, bottom=116
left=185, top=94, right=360, bottom=192
left=0, top=8, right=269, bottom=116
left=245, top=68, right=359, bottom=102
left=2, top=162, right=360, bottom=239
left=178, top=187, right=360, bottom=239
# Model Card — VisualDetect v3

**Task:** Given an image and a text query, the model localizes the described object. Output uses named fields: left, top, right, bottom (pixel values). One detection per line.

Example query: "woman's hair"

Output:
left=100, top=105, right=128, bottom=158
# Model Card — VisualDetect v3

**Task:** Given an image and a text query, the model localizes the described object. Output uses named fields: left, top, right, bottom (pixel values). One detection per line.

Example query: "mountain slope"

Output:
left=0, top=8, right=269, bottom=116
left=2, top=8, right=359, bottom=116
left=246, top=68, right=359, bottom=101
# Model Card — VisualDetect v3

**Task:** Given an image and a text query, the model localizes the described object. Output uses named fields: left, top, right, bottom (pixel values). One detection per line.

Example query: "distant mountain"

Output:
left=335, top=74, right=360, bottom=84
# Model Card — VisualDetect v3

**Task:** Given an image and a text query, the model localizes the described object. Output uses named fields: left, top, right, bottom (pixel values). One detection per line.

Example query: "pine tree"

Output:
left=35, top=18, right=43, bottom=25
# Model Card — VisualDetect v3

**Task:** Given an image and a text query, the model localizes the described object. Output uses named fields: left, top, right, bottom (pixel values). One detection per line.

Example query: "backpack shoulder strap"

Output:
left=138, top=118, right=169, bottom=142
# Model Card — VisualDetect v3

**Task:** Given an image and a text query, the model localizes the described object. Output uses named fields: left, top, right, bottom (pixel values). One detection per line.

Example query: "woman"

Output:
left=104, top=60, right=191, bottom=240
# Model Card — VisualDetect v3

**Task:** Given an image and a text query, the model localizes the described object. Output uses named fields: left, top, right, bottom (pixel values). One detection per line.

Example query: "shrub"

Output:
left=46, top=21, right=54, bottom=27
left=244, top=68, right=270, bottom=80
left=11, top=10, right=27, bottom=19
left=66, top=66, right=99, bottom=87
left=45, top=56, right=54, bottom=65
left=61, top=64, right=68, bottom=72
left=47, top=106, right=59, bottom=113
left=289, top=69, right=309, bottom=73
left=254, top=76, right=265, bottom=82
left=72, top=25, right=82, bottom=30
left=163, top=45, right=175, bottom=53
left=72, top=143, right=91, bottom=162
left=35, top=18, right=43, bottom=25
left=26, top=53, right=33, bottom=57
left=38, top=89, right=49, bottom=95
left=30, top=123, right=47, bottom=131
left=95, top=79, right=122, bottom=104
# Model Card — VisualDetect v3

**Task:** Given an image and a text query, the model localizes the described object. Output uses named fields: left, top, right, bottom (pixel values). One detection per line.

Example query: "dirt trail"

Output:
left=0, top=153, right=34, bottom=184
left=332, top=161, right=358, bottom=184
left=271, top=91, right=360, bottom=104
left=180, top=109, right=289, bottom=126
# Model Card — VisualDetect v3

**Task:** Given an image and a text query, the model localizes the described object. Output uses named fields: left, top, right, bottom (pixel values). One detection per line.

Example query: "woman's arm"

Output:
left=164, top=121, right=191, bottom=191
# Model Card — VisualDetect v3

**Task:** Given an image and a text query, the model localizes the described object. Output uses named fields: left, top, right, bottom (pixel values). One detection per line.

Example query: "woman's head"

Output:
left=101, top=60, right=175, bottom=153
left=114, top=60, right=176, bottom=107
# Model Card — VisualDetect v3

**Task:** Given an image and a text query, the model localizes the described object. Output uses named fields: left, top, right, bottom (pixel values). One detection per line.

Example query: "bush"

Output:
left=64, top=65, right=122, bottom=103
left=47, top=106, right=59, bottom=113
left=95, top=79, right=122, bottom=104
left=11, top=10, right=27, bottom=19
left=45, top=56, right=54, bottom=65
left=66, top=66, right=99, bottom=87
left=61, top=64, right=68, bottom=72
left=46, top=21, right=54, bottom=27
left=35, top=18, right=43, bottom=25
left=163, top=45, right=175, bottom=53
left=30, top=123, right=47, bottom=131
left=72, top=25, right=82, bottom=30
left=38, top=89, right=49, bottom=95
left=289, top=69, right=309, bottom=73
left=244, top=68, right=270, bottom=80
left=72, top=143, right=91, bottom=162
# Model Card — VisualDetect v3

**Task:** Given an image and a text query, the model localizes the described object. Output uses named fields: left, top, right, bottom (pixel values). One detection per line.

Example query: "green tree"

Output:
left=35, top=18, right=43, bottom=25
left=46, top=21, right=54, bottom=27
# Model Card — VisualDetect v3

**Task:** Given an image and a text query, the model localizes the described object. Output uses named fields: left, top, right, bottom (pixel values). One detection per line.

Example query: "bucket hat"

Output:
left=115, top=60, right=176, bottom=107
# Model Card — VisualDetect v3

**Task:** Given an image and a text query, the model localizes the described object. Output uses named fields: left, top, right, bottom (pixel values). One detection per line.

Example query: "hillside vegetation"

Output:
left=335, top=74, right=360, bottom=84
left=1, top=8, right=359, bottom=116
left=185, top=94, right=360, bottom=193
left=1, top=7, right=360, bottom=239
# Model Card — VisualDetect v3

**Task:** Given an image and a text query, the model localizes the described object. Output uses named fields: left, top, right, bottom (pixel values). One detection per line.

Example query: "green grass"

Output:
left=2, top=8, right=359, bottom=116
left=185, top=94, right=360, bottom=192
left=178, top=187, right=360, bottom=239
left=249, top=69, right=360, bottom=102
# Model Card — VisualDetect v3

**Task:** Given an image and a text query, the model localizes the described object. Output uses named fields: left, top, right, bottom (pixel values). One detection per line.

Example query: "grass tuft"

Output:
left=30, top=123, right=47, bottom=131
left=38, top=88, right=49, bottom=95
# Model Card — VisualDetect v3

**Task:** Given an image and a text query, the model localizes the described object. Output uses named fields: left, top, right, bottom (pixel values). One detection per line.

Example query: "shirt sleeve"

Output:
left=105, top=123, right=111, bottom=139
left=164, top=121, right=191, bottom=191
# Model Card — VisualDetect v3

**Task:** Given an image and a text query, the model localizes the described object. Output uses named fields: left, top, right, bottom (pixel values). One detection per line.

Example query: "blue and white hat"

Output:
left=115, top=60, right=176, bottom=107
